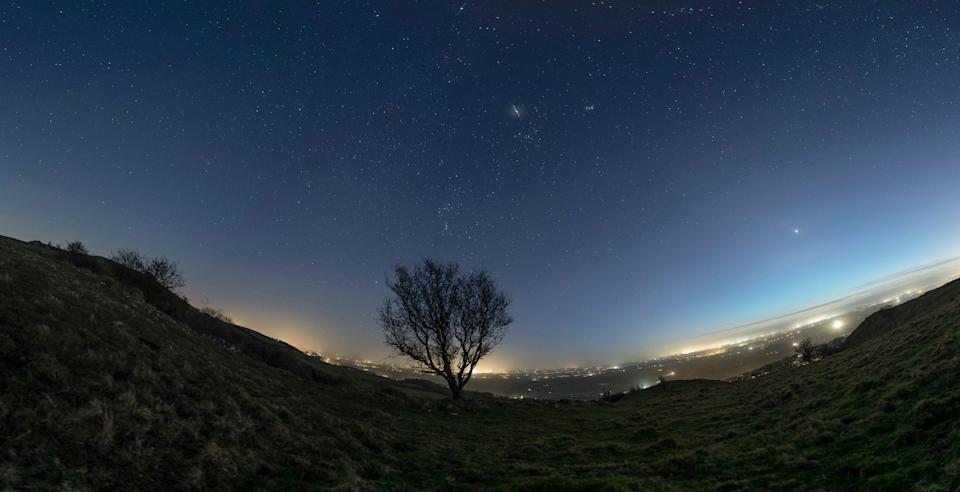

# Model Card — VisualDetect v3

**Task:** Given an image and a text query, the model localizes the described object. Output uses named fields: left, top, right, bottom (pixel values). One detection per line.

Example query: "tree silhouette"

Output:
left=111, top=249, right=184, bottom=290
left=379, top=259, right=512, bottom=399
left=144, top=257, right=185, bottom=290
left=200, top=306, right=233, bottom=323
left=65, top=241, right=89, bottom=255
left=795, top=338, right=818, bottom=363
left=111, top=248, right=146, bottom=271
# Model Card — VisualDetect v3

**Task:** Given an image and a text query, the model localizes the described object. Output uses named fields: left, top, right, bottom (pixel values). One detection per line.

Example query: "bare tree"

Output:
left=379, top=260, right=512, bottom=399
left=144, top=257, right=185, bottom=290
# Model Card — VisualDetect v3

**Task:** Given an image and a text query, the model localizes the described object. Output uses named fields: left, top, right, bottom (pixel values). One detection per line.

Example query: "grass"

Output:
left=1, top=234, right=959, bottom=490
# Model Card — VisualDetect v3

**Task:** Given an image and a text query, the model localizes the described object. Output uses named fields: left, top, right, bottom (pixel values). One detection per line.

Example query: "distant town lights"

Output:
left=832, top=319, right=845, bottom=330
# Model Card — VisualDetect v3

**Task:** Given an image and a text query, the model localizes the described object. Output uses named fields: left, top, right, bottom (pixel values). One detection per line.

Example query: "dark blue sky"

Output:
left=2, top=1, right=960, bottom=368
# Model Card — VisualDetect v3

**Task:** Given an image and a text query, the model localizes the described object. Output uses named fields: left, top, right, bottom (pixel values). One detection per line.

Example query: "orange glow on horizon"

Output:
left=226, top=309, right=325, bottom=354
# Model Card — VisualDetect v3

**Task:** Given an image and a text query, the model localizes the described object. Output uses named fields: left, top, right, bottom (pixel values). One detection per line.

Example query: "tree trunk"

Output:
left=445, top=376, right=462, bottom=399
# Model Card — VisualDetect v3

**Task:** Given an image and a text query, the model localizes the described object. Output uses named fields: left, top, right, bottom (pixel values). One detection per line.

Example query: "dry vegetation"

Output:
left=1, top=235, right=959, bottom=491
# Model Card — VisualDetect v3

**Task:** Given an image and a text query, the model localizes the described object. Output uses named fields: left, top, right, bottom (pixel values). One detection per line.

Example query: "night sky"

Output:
left=3, top=1, right=960, bottom=369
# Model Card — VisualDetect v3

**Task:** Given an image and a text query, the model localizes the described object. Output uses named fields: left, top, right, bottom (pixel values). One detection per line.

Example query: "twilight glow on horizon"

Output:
left=2, top=2, right=960, bottom=369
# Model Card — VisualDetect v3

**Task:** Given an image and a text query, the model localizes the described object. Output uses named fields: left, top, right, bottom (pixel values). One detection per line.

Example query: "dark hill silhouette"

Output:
left=2, top=233, right=959, bottom=490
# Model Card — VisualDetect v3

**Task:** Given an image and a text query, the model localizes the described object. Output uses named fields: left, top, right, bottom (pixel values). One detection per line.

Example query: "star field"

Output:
left=2, top=1, right=960, bottom=368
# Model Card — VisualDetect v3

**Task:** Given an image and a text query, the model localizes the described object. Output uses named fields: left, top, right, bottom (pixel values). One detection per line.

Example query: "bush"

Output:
left=795, top=338, right=819, bottom=363
left=66, top=241, right=89, bottom=255
left=110, top=249, right=185, bottom=290
left=200, top=307, right=233, bottom=323
left=145, top=257, right=185, bottom=290
left=817, top=336, right=847, bottom=357
left=111, top=249, right=146, bottom=271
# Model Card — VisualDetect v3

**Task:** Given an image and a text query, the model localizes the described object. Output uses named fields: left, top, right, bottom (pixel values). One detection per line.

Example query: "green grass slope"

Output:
left=1, top=235, right=959, bottom=491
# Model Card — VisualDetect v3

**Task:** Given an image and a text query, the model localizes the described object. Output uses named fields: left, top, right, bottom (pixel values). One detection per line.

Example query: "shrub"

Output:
left=795, top=338, right=819, bottom=362
left=144, top=257, right=185, bottom=290
left=110, top=249, right=185, bottom=290
left=820, top=336, right=847, bottom=356
left=111, top=249, right=147, bottom=271
left=66, top=241, right=89, bottom=255
left=200, top=307, right=233, bottom=323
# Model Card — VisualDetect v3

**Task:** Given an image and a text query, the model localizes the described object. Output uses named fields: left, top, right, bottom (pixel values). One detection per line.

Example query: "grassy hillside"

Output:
left=1, top=235, right=959, bottom=491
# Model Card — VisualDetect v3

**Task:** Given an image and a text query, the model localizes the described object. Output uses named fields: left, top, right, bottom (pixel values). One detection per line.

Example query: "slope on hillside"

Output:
left=0, top=235, right=457, bottom=489
left=844, top=277, right=960, bottom=348
left=1, top=234, right=959, bottom=491
left=7, top=236, right=452, bottom=396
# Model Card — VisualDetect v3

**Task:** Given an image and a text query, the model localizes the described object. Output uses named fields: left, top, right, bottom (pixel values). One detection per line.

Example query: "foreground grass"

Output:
left=1, top=235, right=959, bottom=490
